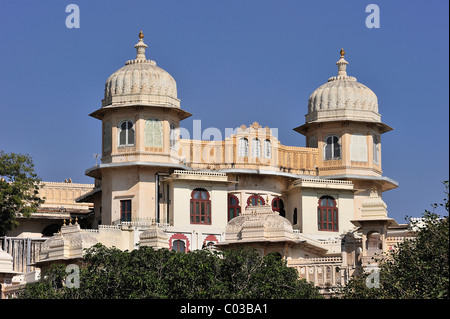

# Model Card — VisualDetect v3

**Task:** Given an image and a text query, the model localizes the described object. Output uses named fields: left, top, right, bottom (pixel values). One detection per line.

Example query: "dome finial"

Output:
left=336, top=48, right=349, bottom=77
left=134, top=30, right=148, bottom=62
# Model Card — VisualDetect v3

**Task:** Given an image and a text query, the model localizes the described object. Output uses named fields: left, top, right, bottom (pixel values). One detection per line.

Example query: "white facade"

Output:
left=2, top=33, right=414, bottom=297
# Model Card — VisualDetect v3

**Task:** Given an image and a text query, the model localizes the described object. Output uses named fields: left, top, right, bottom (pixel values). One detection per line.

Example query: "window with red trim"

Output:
left=271, top=197, right=286, bottom=218
left=317, top=196, right=338, bottom=231
left=190, top=188, right=211, bottom=225
left=169, top=233, right=190, bottom=252
left=120, top=199, right=131, bottom=222
left=228, top=194, right=241, bottom=221
left=247, top=195, right=265, bottom=206
left=172, top=240, right=185, bottom=253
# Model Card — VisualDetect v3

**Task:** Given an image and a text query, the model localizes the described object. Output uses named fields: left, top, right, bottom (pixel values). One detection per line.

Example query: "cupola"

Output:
left=295, top=49, right=392, bottom=135
left=102, top=31, right=179, bottom=108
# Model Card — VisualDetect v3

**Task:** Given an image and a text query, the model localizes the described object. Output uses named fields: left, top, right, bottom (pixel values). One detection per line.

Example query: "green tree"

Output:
left=343, top=181, right=449, bottom=299
left=0, top=151, right=44, bottom=236
left=17, top=245, right=322, bottom=299
left=217, top=248, right=321, bottom=299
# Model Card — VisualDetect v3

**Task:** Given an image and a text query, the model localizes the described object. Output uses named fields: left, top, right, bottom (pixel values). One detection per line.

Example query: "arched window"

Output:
left=228, top=194, right=241, bottom=221
left=169, top=233, right=190, bottom=252
left=172, top=239, right=186, bottom=253
left=324, top=135, right=340, bottom=160
left=373, top=135, right=380, bottom=163
left=367, top=231, right=382, bottom=252
left=251, top=138, right=261, bottom=158
left=203, top=235, right=219, bottom=248
left=190, top=188, right=211, bottom=225
left=247, top=195, right=265, bottom=206
left=203, top=241, right=214, bottom=249
left=271, top=197, right=286, bottom=218
left=238, top=138, right=249, bottom=157
left=119, top=120, right=135, bottom=146
left=42, top=224, right=61, bottom=237
left=317, top=196, right=338, bottom=231
left=263, top=139, right=271, bottom=159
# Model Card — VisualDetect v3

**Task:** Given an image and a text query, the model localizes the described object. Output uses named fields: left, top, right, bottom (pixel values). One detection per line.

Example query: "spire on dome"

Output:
left=134, top=30, right=148, bottom=61
left=336, top=47, right=349, bottom=77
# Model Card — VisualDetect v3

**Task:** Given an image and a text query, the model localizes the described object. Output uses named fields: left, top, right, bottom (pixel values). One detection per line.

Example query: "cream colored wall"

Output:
left=305, top=121, right=383, bottom=178
left=84, top=227, right=135, bottom=251
left=300, top=188, right=354, bottom=235
left=171, top=181, right=228, bottom=231
left=101, top=166, right=174, bottom=225
left=101, top=106, right=182, bottom=165
left=6, top=219, right=47, bottom=237
left=286, top=187, right=302, bottom=230
left=7, top=182, right=95, bottom=237
left=352, top=180, right=384, bottom=220
left=227, top=174, right=287, bottom=205
left=38, top=182, right=94, bottom=210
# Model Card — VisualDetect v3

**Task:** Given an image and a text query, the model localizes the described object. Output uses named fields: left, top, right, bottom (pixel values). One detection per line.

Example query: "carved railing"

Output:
left=287, top=256, right=346, bottom=289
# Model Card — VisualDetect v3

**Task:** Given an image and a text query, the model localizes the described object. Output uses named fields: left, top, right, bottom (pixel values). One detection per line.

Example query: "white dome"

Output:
left=306, top=49, right=381, bottom=124
left=0, top=247, right=14, bottom=273
left=102, top=31, right=179, bottom=108
left=225, top=205, right=295, bottom=242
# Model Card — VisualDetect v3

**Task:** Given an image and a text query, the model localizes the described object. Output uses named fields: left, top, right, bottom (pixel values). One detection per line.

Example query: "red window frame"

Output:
left=272, top=197, right=284, bottom=212
left=227, top=194, right=241, bottom=221
left=120, top=199, right=132, bottom=222
left=271, top=197, right=286, bottom=218
left=172, top=240, right=186, bottom=253
left=317, top=196, right=338, bottom=231
left=247, top=195, right=265, bottom=207
left=169, top=233, right=190, bottom=252
left=190, top=188, right=211, bottom=225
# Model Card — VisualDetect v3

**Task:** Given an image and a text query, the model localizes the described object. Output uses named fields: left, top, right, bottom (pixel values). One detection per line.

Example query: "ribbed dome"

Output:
left=306, top=49, right=381, bottom=124
left=225, top=205, right=295, bottom=242
left=102, top=31, right=180, bottom=108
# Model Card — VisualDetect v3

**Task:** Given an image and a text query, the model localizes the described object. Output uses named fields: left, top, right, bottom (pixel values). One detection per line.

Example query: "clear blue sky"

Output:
left=0, top=0, right=448, bottom=222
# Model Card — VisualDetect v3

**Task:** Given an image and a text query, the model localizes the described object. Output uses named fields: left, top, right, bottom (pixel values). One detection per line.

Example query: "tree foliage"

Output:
left=17, top=246, right=322, bottom=299
left=0, top=151, right=43, bottom=236
left=343, top=181, right=449, bottom=299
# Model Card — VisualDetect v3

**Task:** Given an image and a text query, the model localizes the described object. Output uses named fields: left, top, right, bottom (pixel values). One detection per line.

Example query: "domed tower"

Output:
left=294, top=49, right=397, bottom=196
left=87, top=31, right=192, bottom=225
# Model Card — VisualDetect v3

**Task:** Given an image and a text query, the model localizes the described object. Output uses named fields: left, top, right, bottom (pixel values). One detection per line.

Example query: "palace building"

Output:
left=0, top=32, right=415, bottom=297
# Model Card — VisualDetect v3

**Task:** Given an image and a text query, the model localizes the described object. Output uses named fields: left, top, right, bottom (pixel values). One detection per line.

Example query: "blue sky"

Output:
left=0, top=0, right=448, bottom=222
